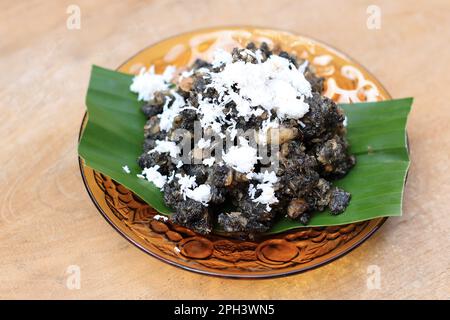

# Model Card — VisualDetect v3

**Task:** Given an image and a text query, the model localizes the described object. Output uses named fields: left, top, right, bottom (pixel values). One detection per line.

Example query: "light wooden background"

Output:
left=0, top=0, right=449, bottom=299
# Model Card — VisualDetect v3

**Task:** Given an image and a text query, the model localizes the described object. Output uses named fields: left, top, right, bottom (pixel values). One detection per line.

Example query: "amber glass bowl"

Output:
left=79, top=27, right=390, bottom=278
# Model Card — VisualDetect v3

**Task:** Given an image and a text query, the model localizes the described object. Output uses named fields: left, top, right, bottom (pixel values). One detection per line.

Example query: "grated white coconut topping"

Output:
left=140, top=165, right=167, bottom=190
left=248, top=170, right=278, bottom=184
left=298, top=60, right=309, bottom=73
left=208, top=54, right=312, bottom=120
left=226, top=123, right=238, bottom=140
left=241, top=49, right=256, bottom=59
left=175, top=174, right=212, bottom=205
left=180, top=69, right=194, bottom=79
left=197, top=138, right=211, bottom=149
left=158, top=91, right=186, bottom=132
left=222, top=137, right=259, bottom=173
left=185, top=184, right=212, bottom=206
left=248, top=184, right=257, bottom=199
left=258, top=118, right=280, bottom=145
left=175, top=173, right=197, bottom=197
left=149, top=139, right=180, bottom=158
left=253, top=183, right=278, bottom=211
left=211, top=49, right=233, bottom=68
left=167, top=170, right=175, bottom=183
left=153, top=214, right=169, bottom=222
left=247, top=170, right=279, bottom=211
left=202, top=157, right=215, bottom=167
left=130, top=65, right=186, bottom=132
left=195, top=97, right=228, bottom=134
left=130, top=66, right=175, bottom=101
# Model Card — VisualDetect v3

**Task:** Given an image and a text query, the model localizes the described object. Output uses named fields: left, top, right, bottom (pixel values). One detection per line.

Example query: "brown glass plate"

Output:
left=78, top=27, right=390, bottom=278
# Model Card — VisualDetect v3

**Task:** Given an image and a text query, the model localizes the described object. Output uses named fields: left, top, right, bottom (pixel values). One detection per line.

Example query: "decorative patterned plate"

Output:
left=78, top=27, right=390, bottom=278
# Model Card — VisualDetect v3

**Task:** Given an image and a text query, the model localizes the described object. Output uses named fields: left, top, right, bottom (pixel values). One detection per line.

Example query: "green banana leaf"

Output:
left=78, top=65, right=412, bottom=233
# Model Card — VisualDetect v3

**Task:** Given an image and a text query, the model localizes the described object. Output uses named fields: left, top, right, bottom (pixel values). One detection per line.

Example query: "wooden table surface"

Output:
left=1, top=0, right=449, bottom=299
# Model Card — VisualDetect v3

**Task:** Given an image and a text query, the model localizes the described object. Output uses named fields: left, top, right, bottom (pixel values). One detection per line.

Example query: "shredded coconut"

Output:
left=149, top=139, right=180, bottom=158
left=185, top=184, right=212, bottom=206
left=253, top=183, right=278, bottom=211
left=158, top=91, right=186, bottom=132
left=226, top=122, right=238, bottom=140
left=248, top=170, right=279, bottom=211
left=203, top=157, right=215, bottom=167
left=298, top=60, right=309, bottom=73
left=176, top=174, right=197, bottom=197
left=248, top=170, right=277, bottom=183
left=167, top=171, right=175, bottom=183
left=248, top=184, right=256, bottom=199
left=208, top=54, right=312, bottom=120
left=141, top=165, right=167, bottom=190
left=258, top=118, right=279, bottom=145
left=211, top=49, right=233, bottom=68
left=180, top=69, right=194, bottom=78
left=222, top=137, right=259, bottom=173
left=153, top=214, right=169, bottom=222
left=175, top=174, right=212, bottom=205
left=130, top=66, right=174, bottom=101
left=197, top=138, right=211, bottom=149
left=195, top=97, right=228, bottom=134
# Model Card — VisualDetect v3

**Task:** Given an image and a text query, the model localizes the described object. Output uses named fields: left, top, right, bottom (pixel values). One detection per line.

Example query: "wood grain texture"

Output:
left=0, top=0, right=449, bottom=299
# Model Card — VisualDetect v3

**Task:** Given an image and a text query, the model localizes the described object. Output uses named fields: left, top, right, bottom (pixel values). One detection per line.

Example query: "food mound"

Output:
left=131, top=42, right=356, bottom=238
